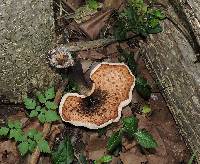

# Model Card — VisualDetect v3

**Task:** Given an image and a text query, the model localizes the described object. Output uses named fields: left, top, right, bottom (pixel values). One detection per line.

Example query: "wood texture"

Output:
left=142, top=17, right=200, bottom=162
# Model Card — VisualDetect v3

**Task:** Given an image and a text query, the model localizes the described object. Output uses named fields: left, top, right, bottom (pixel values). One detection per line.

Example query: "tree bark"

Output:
left=142, top=4, right=200, bottom=162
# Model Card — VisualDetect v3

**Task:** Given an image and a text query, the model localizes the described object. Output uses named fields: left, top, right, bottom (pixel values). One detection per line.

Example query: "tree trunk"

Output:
left=142, top=1, right=200, bottom=162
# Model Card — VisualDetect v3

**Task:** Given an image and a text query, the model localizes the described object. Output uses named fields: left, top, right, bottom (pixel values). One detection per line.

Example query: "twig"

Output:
left=29, top=80, right=68, bottom=164
left=59, top=35, right=138, bottom=52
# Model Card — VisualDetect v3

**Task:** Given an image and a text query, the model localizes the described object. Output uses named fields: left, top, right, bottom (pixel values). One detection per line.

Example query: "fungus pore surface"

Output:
left=59, top=62, right=135, bottom=129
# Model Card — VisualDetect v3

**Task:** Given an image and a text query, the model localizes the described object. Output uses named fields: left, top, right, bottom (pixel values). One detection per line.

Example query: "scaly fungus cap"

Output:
left=59, top=62, right=135, bottom=129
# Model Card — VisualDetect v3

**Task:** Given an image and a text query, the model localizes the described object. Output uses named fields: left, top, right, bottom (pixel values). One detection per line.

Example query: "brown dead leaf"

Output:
left=0, top=140, right=19, bottom=164
left=120, top=148, right=147, bottom=164
left=77, top=50, right=106, bottom=60
left=147, top=155, right=169, bottom=164
left=79, top=9, right=113, bottom=40
left=122, top=137, right=137, bottom=151
left=63, top=0, right=84, bottom=11
left=122, top=106, right=133, bottom=117
left=85, top=133, right=107, bottom=160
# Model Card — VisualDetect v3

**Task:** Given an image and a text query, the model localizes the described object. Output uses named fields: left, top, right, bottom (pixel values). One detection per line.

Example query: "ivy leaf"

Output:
left=24, top=98, right=36, bottom=110
left=45, top=101, right=58, bottom=110
left=135, top=76, right=152, bottom=100
left=29, top=110, right=38, bottom=118
left=9, top=129, right=25, bottom=142
left=45, top=87, right=55, bottom=100
left=8, top=120, right=22, bottom=129
left=94, top=155, right=112, bottom=164
left=52, top=137, right=74, bottom=164
left=28, top=139, right=37, bottom=152
left=27, top=129, right=38, bottom=139
left=122, top=116, right=138, bottom=137
left=33, top=132, right=43, bottom=142
left=36, top=91, right=46, bottom=104
left=107, top=131, right=122, bottom=153
left=38, top=113, right=46, bottom=123
left=18, top=141, right=29, bottom=156
left=134, top=129, right=158, bottom=148
left=0, top=127, right=9, bottom=136
left=45, top=110, right=60, bottom=123
left=36, top=106, right=42, bottom=112
left=38, top=139, right=51, bottom=153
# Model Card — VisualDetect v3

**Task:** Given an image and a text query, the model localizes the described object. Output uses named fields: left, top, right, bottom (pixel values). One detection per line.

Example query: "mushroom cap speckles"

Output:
left=59, top=62, right=135, bottom=129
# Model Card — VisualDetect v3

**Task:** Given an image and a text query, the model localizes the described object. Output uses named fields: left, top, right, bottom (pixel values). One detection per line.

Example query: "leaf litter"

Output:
left=0, top=0, right=192, bottom=164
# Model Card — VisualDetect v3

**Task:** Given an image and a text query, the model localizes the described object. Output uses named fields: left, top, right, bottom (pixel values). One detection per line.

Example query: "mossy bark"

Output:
left=142, top=1, right=200, bottom=162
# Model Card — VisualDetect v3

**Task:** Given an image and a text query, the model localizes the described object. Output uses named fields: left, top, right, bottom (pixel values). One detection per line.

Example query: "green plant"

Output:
left=65, top=79, right=80, bottom=93
left=141, top=104, right=152, bottom=115
left=107, top=116, right=157, bottom=153
left=24, top=87, right=60, bottom=124
left=114, top=0, right=165, bottom=40
left=118, top=48, right=137, bottom=75
left=52, top=137, right=74, bottom=164
left=86, top=0, right=99, bottom=10
left=135, top=76, right=152, bottom=100
left=94, top=155, right=112, bottom=164
left=0, top=121, right=50, bottom=156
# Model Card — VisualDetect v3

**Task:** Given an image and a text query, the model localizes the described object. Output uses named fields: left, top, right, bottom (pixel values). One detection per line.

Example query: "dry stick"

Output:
left=29, top=80, right=68, bottom=164
left=59, top=35, right=138, bottom=52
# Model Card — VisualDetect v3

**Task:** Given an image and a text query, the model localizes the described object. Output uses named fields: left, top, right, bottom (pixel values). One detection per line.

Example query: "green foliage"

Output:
left=141, top=104, right=152, bottom=115
left=24, top=98, right=37, bottom=110
left=114, top=0, right=165, bottom=40
left=134, top=129, right=158, bottom=148
left=94, top=155, right=112, bottom=164
left=122, top=116, right=138, bottom=137
left=18, top=141, right=29, bottom=156
left=118, top=48, right=137, bottom=74
left=24, top=86, right=60, bottom=124
left=107, top=116, right=157, bottom=153
left=0, top=127, right=9, bottom=136
left=0, top=120, right=51, bottom=156
left=135, top=76, right=152, bottom=100
left=52, top=137, right=74, bottom=164
left=86, top=0, right=99, bottom=10
left=65, top=79, right=80, bottom=93
left=107, top=131, right=122, bottom=153
left=188, top=152, right=196, bottom=164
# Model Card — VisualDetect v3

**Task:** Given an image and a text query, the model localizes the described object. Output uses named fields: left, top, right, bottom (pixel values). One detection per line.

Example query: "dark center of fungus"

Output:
left=79, top=89, right=107, bottom=115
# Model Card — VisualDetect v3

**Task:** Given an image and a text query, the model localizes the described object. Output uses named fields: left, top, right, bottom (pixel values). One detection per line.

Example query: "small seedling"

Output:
left=24, top=87, right=60, bottom=124
left=0, top=121, right=50, bottom=156
left=86, top=0, right=99, bottom=10
left=94, top=155, right=112, bottom=164
left=107, top=116, right=158, bottom=153
left=114, top=0, right=165, bottom=40
left=135, top=76, right=152, bottom=100
left=52, top=137, right=74, bottom=164
left=141, top=104, right=152, bottom=116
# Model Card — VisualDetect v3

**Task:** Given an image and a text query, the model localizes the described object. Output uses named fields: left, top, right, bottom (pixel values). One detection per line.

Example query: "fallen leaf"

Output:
left=0, top=140, right=20, bottom=164
left=86, top=133, right=107, bottom=160
left=79, top=9, right=113, bottom=40
left=120, top=148, right=147, bottom=164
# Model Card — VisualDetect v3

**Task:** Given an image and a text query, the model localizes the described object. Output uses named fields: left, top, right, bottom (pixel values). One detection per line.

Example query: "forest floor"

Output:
left=0, top=0, right=192, bottom=164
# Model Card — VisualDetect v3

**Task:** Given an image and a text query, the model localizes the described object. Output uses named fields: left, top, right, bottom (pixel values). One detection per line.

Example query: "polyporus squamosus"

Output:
left=59, top=62, right=135, bottom=129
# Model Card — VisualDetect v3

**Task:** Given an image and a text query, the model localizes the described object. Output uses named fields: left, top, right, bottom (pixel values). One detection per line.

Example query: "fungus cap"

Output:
left=59, top=62, right=135, bottom=129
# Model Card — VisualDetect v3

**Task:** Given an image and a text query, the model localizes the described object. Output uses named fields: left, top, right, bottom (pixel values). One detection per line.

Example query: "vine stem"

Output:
left=29, top=80, right=68, bottom=164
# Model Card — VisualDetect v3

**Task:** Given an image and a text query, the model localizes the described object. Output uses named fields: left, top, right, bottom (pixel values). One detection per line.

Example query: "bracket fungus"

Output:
left=59, top=62, right=135, bottom=129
